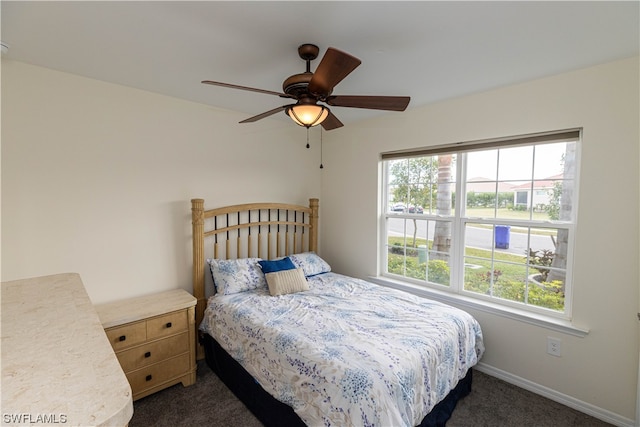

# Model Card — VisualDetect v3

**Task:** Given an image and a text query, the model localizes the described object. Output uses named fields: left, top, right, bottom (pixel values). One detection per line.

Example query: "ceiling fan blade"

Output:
left=326, top=95, right=410, bottom=111
left=307, top=48, right=361, bottom=96
left=202, top=80, right=293, bottom=98
left=321, top=111, right=344, bottom=131
left=239, top=105, right=290, bottom=123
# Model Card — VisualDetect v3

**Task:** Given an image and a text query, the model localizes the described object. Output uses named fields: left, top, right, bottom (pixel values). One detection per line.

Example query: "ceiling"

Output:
left=2, top=1, right=638, bottom=127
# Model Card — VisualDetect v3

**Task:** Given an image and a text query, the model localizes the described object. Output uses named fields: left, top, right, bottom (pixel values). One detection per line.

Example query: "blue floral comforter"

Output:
left=200, top=272, right=484, bottom=427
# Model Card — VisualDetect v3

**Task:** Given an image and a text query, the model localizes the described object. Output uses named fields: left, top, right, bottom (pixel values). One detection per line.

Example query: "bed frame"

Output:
left=190, top=197, right=472, bottom=427
left=191, top=198, right=319, bottom=344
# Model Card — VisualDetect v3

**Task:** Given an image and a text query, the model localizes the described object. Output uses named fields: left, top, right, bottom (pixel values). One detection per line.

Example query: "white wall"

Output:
left=3, top=57, right=638, bottom=424
left=1, top=60, right=321, bottom=304
left=321, top=57, right=640, bottom=424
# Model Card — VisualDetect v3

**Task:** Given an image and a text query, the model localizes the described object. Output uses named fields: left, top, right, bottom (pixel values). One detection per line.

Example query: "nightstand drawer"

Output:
left=126, top=353, right=191, bottom=395
left=116, top=331, right=189, bottom=372
left=147, top=310, right=187, bottom=340
left=105, top=321, right=146, bottom=351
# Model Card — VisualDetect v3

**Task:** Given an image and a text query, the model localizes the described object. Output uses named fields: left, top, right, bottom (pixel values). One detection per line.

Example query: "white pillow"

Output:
left=289, top=252, right=331, bottom=277
left=207, top=258, right=266, bottom=295
left=265, top=268, right=309, bottom=296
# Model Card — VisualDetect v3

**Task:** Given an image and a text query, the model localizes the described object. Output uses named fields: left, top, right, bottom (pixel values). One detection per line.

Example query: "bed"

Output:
left=191, top=198, right=484, bottom=427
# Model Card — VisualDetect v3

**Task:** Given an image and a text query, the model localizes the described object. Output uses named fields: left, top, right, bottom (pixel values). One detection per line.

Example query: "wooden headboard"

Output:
left=191, top=198, right=319, bottom=335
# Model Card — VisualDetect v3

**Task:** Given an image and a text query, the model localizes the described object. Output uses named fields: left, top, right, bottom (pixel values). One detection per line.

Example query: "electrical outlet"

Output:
left=547, top=336, right=562, bottom=357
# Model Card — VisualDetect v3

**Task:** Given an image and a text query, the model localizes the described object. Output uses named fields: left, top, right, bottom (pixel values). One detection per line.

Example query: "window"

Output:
left=381, top=130, right=580, bottom=318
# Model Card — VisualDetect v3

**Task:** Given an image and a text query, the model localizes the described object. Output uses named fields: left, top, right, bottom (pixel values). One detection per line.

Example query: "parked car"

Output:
left=391, top=203, right=406, bottom=212
left=408, top=206, right=424, bottom=214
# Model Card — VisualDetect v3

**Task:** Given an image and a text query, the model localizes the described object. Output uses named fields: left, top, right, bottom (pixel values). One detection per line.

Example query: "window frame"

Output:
left=379, top=129, right=581, bottom=321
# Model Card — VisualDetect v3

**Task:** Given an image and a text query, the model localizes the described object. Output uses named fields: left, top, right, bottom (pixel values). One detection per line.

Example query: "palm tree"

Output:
left=433, top=155, right=453, bottom=260
left=547, top=143, right=576, bottom=290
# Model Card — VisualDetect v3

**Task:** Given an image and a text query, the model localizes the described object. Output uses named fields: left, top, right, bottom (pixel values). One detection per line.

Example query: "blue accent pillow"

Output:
left=258, top=257, right=296, bottom=274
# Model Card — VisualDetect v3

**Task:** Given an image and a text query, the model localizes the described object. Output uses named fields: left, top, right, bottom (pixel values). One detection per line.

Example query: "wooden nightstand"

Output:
left=96, top=289, right=197, bottom=401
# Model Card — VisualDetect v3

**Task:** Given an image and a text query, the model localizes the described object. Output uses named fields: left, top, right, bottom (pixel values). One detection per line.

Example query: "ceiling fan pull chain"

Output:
left=306, top=127, right=310, bottom=149
left=320, top=127, right=324, bottom=169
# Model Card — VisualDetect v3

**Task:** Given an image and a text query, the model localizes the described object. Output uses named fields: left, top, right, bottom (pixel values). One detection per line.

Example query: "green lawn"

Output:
left=465, top=207, right=550, bottom=221
left=463, top=208, right=556, bottom=236
left=387, top=236, right=564, bottom=311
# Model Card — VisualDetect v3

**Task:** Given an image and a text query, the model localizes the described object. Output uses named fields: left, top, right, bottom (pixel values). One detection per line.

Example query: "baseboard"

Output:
left=475, top=362, right=635, bottom=427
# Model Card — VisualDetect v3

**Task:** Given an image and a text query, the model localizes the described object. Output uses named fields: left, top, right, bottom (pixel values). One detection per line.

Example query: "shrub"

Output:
left=387, top=255, right=450, bottom=286
left=390, top=242, right=404, bottom=255
left=427, top=259, right=450, bottom=285
left=528, top=248, right=554, bottom=281
left=388, top=244, right=564, bottom=311
left=464, top=270, right=564, bottom=311
left=527, top=281, right=564, bottom=311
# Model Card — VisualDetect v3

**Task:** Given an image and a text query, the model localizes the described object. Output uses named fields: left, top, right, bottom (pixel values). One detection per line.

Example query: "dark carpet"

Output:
left=130, top=360, right=613, bottom=427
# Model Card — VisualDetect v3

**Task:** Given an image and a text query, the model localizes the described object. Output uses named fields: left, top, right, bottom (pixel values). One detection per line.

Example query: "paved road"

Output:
left=387, top=218, right=554, bottom=255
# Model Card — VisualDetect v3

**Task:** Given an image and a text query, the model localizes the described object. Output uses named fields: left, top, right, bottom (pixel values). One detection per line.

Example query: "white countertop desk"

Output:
left=1, top=273, right=133, bottom=426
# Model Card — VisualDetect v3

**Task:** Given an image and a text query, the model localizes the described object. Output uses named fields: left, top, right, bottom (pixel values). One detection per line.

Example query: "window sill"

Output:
left=368, top=276, right=589, bottom=338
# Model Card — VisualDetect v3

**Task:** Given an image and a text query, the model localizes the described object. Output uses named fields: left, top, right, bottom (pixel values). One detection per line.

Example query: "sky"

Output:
left=462, top=142, right=570, bottom=183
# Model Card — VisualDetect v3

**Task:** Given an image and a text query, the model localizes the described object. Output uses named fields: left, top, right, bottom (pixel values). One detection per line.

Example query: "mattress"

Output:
left=200, top=272, right=484, bottom=427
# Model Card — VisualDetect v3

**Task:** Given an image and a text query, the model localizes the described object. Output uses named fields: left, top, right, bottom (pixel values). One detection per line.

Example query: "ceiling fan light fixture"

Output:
left=287, top=104, right=329, bottom=128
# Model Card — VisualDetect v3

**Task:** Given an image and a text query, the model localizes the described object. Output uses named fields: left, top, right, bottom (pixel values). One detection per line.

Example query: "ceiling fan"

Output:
left=202, top=44, right=410, bottom=131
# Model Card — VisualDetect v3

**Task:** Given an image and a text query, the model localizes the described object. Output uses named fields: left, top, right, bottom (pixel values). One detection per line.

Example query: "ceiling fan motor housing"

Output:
left=283, top=44, right=324, bottom=98
left=283, top=73, right=314, bottom=98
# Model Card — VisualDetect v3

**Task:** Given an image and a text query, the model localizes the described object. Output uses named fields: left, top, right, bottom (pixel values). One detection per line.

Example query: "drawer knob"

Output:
left=165, top=322, right=172, bottom=328
left=119, top=335, right=126, bottom=342
left=144, top=351, right=151, bottom=358
left=146, top=374, right=152, bottom=382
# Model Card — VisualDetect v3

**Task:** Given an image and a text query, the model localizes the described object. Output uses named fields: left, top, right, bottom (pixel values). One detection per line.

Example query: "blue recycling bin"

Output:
left=495, top=225, right=511, bottom=249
